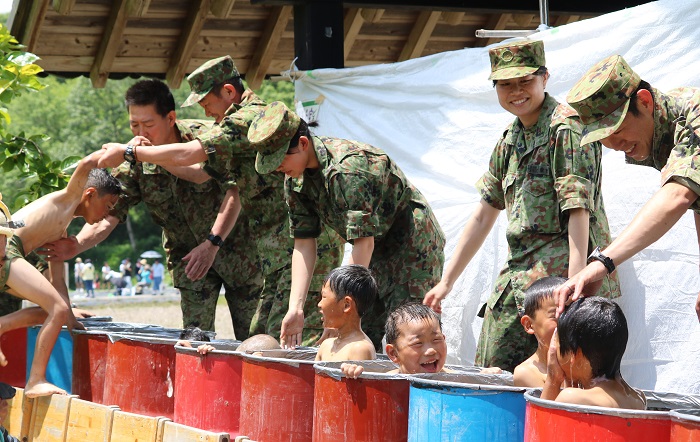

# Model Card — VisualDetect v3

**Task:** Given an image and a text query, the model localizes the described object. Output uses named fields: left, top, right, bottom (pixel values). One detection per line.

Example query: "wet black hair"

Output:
left=179, top=326, right=211, bottom=342
left=523, top=276, right=567, bottom=318
left=557, top=297, right=628, bottom=379
left=385, top=302, right=442, bottom=346
left=322, top=264, right=378, bottom=318
left=86, top=169, right=121, bottom=196
left=627, top=80, right=653, bottom=117
left=124, top=79, right=175, bottom=117
left=211, top=76, right=245, bottom=97
left=492, top=66, right=548, bottom=87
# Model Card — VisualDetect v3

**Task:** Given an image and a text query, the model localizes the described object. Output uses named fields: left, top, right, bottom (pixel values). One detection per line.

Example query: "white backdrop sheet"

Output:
left=293, top=0, right=700, bottom=394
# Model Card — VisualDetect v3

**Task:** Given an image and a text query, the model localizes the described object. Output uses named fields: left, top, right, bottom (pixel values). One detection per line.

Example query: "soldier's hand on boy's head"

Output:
left=314, top=328, right=338, bottom=346
left=127, top=136, right=152, bottom=146
left=555, top=265, right=606, bottom=318
left=340, top=363, right=364, bottom=379
left=98, top=143, right=128, bottom=169
left=546, top=329, right=566, bottom=386
left=423, top=282, right=450, bottom=314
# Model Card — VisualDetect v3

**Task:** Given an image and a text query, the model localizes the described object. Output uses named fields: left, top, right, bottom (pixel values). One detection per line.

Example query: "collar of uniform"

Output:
left=297, top=136, right=329, bottom=197
left=504, top=93, right=557, bottom=152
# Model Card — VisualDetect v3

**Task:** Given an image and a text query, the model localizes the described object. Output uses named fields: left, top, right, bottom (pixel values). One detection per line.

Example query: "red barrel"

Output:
left=102, top=333, right=181, bottom=419
left=239, top=349, right=318, bottom=441
left=173, top=342, right=241, bottom=435
left=0, top=328, right=26, bottom=388
left=524, top=389, right=690, bottom=442
left=671, top=409, right=700, bottom=442
left=313, top=360, right=409, bottom=442
left=71, top=330, right=109, bottom=403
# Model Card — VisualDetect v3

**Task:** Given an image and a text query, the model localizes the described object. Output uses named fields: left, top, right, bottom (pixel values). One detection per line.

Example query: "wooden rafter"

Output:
left=360, top=9, right=384, bottom=23
left=553, top=14, right=581, bottom=27
left=210, top=0, right=236, bottom=18
left=166, top=0, right=211, bottom=89
left=246, top=5, right=292, bottom=90
left=442, top=11, right=464, bottom=26
left=126, top=0, right=151, bottom=17
left=52, top=0, right=76, bottom=15
left=398, top=10, right=440, bottom=62
left=90, top=0, right=129, bottom=88
left=344, top=8, right=364, bottom=62
left=474, top=13, right=512, bottom=47
left=19, top=0, right=51, bottom=52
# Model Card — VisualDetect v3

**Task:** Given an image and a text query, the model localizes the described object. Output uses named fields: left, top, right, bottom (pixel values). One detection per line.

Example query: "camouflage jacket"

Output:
left=476, top=94, right=621, bottom=311
left=196, top=92, right=343, bottom=284
left=111, top=120, right=250, bottom=290
left=286, top=136, right=445, bottom=284
left=625, top=87, right=700, bottom=212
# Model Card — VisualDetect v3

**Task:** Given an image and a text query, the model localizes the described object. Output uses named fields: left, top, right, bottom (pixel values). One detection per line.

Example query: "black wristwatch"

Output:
left=124, top=144, right=137, bottom=165
left=587, top=247, right=616, bottom=274
left=207, top=233, right=224, bottom=247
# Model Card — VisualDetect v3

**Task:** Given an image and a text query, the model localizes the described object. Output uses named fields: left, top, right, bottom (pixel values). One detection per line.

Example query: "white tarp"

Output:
left=293, top=0, right=700, bottom=395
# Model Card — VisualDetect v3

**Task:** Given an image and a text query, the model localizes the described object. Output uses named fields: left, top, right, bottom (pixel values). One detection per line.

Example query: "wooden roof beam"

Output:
left=52, top=0, right=77, bottom=15
left=360, top=9, right=384, bottom=23
left=126, top=0, right=151, bottom=17
left=90, top=0, right=129, bottom=88
left=474, top=13, right=511, bottom=47
left=210, top=0, right=236, bottom=18
left=343, top=8, right=364, bottom=62
left=553, top=14, right=581, bottom=27
left=442, top=11, right=464, bottom=26
left=398, top=10, right=440, bottom=62
left=246, top=5, right=293, bottom=90
left=166, top=0, right=211, bottom=89
left=18, top=0, right=50, bottom=52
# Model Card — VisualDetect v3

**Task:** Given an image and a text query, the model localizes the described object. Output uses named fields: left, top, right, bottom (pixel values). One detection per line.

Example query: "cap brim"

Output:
left=488, top=66, right=539, bottom=81
left=255, top=148, right=288, bottom=175
left=181, top=89, right=210, bottom=108
left=580, top=99, right=630, bottom=146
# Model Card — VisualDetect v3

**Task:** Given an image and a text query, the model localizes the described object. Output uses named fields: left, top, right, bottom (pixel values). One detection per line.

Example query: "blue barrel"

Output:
left=26, top=325, right=73, bottom=393
left=408, top=371, right=525, bottom=442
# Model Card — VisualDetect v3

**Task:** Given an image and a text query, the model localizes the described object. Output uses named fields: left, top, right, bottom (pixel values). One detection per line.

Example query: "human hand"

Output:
left=37, top=236, right=79, bottom=261
left=480, top=366, right=503, bottom=374
left=314, top=328, right=338, bottom=346
left=175, top=340, right=192, bottom=348
left=423, top=281, right=451, bottom=314
left=67, top=313, right=85, bottom=331
left=182, top=242, right=218, bottom=281
left=197, top=344, right=216, bottom=354
left=71, top=308, right=95, bottom=319
left=340, top=363, right=364, bottom=379
left=554, top=262, right=606, bottom=318
left=545, top=329, right=566, bottom=387
left=127, top=136, right=152, bottom=146
left=280, top=309, right=305, bottom=349
left=98, top=143, right=128, bottom=168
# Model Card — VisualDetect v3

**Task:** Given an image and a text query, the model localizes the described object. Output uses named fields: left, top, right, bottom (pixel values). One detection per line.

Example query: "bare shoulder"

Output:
left=513, top=359, right=545, bottom=388
left=556, top=387, right=610, bottom=408
left=343, top=339, right=376, bottom=361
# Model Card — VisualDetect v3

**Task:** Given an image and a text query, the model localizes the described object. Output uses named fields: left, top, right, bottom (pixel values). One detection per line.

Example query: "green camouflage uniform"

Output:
left=248, top=102, right=444, bottom=349
left=566, top=55, right=700, bottom=213
left=185, top=56, right=342, bottom=345
left=111, top=119, right=261, bottom=337
left=475, top=41, right=621, bottom=372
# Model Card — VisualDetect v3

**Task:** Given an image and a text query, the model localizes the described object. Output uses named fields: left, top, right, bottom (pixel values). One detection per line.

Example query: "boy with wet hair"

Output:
left=341, top=302, right=449, bottom=378
left=0, top=151, right=120, bottom=397
left=514, top=276, right=566, bottom=387
left=315, top=265, right=377, bottom=362
left=542, top=297, right=646, bottom=409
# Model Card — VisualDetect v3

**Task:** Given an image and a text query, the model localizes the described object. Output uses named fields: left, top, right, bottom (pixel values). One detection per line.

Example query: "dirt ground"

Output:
left=83, top=298, right=236, bottom=339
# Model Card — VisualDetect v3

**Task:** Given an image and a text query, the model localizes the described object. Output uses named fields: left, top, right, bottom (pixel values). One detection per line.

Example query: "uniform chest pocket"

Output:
left=140, top=171, right=175, bottom=207
left=520, top=171, right=561, bottom=234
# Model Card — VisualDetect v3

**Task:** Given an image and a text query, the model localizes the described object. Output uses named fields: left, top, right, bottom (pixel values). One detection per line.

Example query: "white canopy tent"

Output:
left=293, top=0, right=700, bottom=394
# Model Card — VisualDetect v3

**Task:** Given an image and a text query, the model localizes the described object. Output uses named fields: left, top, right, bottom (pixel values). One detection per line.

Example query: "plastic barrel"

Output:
left=239, top=349, right=318, bottom=442
left=102, top=332, right=184, bottom=418
left=671, top=409, right=700, bottom=441
left=0, top=328, right=27, bottom=388
left=26, top=325, right=73, bottom=393
left=173, top=341, right=242, bottom=435
left=408, top=371, right=524, bottom=442
left=523, top=389, right=700, bottom=442
left=313, top=360, right=411, bottom=442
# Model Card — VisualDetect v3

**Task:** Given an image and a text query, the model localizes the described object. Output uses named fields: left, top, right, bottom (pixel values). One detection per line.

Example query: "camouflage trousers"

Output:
left=475, top=285, right=537, bottom=373
left=179, top=267, right=262, bottom=341
left=248, top=264, right=324, bottom=346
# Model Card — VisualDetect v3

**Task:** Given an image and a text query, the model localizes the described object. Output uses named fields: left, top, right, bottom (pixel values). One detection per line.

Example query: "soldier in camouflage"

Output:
left=248, top=101, right=445, bottom=350
left=556, top=55, right=700, bottom=321
left=423, top=40, right=620, bottom=372
left=42, top=79, right=262, bottom=338
left=99, top=56, right=342, bottom=345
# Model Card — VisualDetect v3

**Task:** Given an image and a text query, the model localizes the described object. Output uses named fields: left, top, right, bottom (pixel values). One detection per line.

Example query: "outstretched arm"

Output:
left=99, top=140, right=207, bottom=169
left=280, top=237, right=317, bottom=348
left=65, top=150, right=104, bottom=198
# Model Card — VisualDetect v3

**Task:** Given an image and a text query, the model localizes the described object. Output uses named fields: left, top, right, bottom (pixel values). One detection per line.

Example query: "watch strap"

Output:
left=587, top=247, right=615, bottom=274
left=207, top=233, right=224, bottom=247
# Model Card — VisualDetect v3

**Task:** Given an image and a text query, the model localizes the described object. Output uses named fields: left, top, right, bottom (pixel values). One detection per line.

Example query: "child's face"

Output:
left=318, top=282, right=345, bottom=328
left=82, top=190, right=118, bottom=224
left=529, top=297, right=558, bottom=347
left=387, top=317, right=447, bottom=374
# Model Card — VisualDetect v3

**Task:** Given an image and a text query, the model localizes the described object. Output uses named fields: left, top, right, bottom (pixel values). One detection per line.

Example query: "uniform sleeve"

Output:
left=661, top=115, right=700, bottom=210
left=110, top=162, right=142, bottom=223
left=551, top=124, right=597, bottom=213
left=476, top=139, right=508, bottom=210
left=197, top=120, right=249, bottom=191
left=328, top=172, right=381, bottom=240
left=286, top=178, right=321, bottom=239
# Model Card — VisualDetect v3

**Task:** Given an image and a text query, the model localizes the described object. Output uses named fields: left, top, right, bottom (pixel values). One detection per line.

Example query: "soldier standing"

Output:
left=423, top=40, right=620, bottom=372
left=247, top=100, right=446, bottom=350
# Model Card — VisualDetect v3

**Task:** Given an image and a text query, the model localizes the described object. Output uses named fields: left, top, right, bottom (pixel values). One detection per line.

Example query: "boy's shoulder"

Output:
left=513, top=355, right=546, bottom=387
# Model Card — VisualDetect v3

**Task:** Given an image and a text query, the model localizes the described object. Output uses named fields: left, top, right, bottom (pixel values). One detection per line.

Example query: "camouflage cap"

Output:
left=181, top=55, right=240, bottom=108
left=488, top=39, right=545, bottom=81
left=566, top=55, right=641, bottom=145
left=249, top=101, right=301, bottom=175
